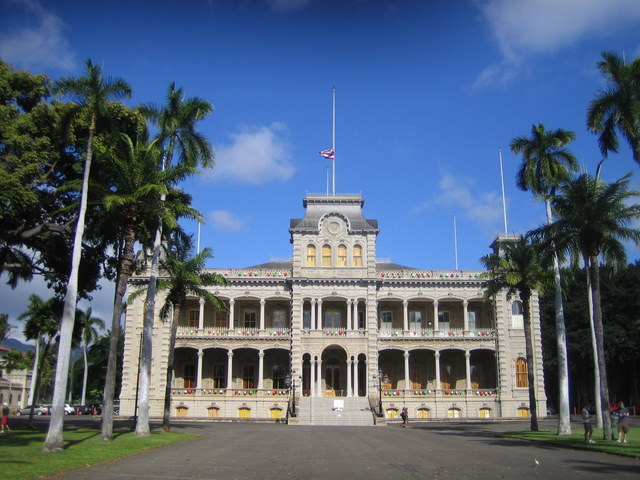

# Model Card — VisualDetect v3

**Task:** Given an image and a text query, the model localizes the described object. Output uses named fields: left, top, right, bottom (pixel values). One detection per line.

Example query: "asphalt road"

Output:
left=12, top=417, right=640, bottom=480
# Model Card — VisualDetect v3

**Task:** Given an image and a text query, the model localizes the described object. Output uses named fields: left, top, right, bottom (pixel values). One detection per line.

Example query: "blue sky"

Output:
left=2, top=0, right=640, bottom=339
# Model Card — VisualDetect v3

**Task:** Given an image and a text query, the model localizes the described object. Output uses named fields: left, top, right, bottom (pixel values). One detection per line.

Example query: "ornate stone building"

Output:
left=119, top=193, right=546, bottom=423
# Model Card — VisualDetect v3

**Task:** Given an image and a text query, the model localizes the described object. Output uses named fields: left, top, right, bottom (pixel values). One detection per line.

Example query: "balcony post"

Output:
left=463, top=300, right=469, bottom=333
left=196, top=350, right=204, bottom=389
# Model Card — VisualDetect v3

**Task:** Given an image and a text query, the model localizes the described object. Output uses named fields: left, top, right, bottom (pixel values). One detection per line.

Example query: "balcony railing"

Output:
left=170, top=387, right=290, bottom=397
left=176, top=327, right=291, bottom=338
left=381, top=388, right=498, bottom=397
left=378, top=328, right=495, bottom=339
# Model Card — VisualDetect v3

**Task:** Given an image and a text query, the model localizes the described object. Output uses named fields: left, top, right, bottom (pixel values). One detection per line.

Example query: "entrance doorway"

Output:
left=325, top=364, right=340, bottom=396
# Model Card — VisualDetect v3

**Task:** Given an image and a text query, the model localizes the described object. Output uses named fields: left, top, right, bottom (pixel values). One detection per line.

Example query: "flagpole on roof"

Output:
left=499, top=148, right=509, bottom=235
left=453, top=212, right=459, bottom=270
left=332, top=87, right=336, bottom=196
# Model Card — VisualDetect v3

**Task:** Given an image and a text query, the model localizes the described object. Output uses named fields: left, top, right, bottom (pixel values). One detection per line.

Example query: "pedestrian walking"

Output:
left=1, top=402, right=10, bottom=433
left=617, top=402, right=630, bottom=443
left=401, top=407, right=409, bottom=428
left=581, top=403, right=595, bottom=444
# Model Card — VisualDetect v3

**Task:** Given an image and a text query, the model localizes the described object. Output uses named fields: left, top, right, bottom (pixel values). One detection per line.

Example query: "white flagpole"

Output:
left=332, top=87, right=336, bottom=196
left=499, top=149, right=508, bottom=235
left=196, top=221, right=201, bottom=253
left=453, top=213, right=459, bottom=270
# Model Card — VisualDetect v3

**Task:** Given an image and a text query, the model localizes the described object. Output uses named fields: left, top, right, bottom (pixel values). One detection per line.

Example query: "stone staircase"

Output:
left=294, top=396, right=375, bottom=426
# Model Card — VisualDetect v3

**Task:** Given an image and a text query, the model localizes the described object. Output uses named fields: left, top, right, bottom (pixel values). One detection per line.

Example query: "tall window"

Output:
left=273, top=310, right=287, bottom=328
left=215, top=309, right=227, bottom=328
left=183, top=364, right=196, bottom=388
left=244, top=311, right=256, bottom=329
left=467, top=311, right=477, bottom=330
left=511, top=301, right=524, bottom=328
left=303, top=310, right=311, bottom=329
left=380, top=311, right=393, bottom=329
left=188, top=310, right=198, bottom=328
left=243, top=365, right=255, bottom=389
left=515, top=358, right=528, bottom=387
left=438, top=311, right=450, bottom=330
left=325, top=311, right=341, bottom=329
left=306, top=245, right=316, bottom=266
left=409, top=311, right=422, bottom=330
left=212, top=365, right=225, bottom=388
left=322, top=245, right=332, bottom=267
left=272, top=365, right=286, bottom=389
left=357, top=311, right=365, bottom=329
left=353, top=245, right=363, bottom=267
left=337, top=244, right=347, bottom=266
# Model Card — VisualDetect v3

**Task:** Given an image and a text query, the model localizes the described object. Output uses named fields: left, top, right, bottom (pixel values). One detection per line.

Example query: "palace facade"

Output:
left=119, top=193, right=547, bottom=424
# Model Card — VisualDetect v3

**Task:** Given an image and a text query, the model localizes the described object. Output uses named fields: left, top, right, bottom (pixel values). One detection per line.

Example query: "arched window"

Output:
left=322, top=245, right=332, bottom=267
left=207, top=407, right=220, bottom=418
left=479, top=407, right=492, bottom=418
left=511, top=300, right=524, bottom=328
left=517, top=407, right=530, bottom=418
left=515, top=358, right=528, bottom=388
left=353, top=245, right=363, bottom=267
left=417, top=408, right=430, bottom=419
left=306, top=245, right=316, bottom=266
left=337, top=245, right=347, bottom=266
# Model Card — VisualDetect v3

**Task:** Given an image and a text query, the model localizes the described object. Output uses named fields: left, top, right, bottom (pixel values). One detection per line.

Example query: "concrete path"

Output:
left=50, top=418, right=639, bottom=480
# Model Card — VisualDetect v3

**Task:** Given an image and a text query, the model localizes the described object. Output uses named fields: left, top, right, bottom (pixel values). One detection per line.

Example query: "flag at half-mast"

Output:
left=319, top=147, right=334, bottom=160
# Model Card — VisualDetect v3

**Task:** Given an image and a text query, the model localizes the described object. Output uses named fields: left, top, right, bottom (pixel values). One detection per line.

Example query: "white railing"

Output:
left=378, top=270, right=484, bottom=280
left=377, top=328, right=496, bottom=338
left=170, top=387, right=290, bottom=397
left=176, top=327, right=291, bottom=338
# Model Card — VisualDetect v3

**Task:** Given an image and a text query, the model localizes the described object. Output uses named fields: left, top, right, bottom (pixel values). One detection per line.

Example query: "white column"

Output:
left=403, top=300, right=409, bottom=331
left=198, top=299, right=205, bottom=330
left=353, top=300, right=358, bottom=330
left=258, top=351, right=264, bottom=390
left=353, top=358, right=360, bottom=397
left=433, top=300, right=439, bottom=332
left=463, top=300, right=469, bottom=332
left=259, top=299, right=266, bottom=331
left=317, top=358, right=323, bottom=397
left=435, top=352, right=441, bottom=391
left=311, top=299, right=316, bottom=331
left=404, top=351, right=410, bottom=390
left=311, top=359, right=316, bottom=397
left=226, top=350, right=234, bottom=389
left=196, top=350, right=204, bottom=389
left=228, top=299, right=235, bottom=330
left=347, top=359, right=353, bottom=397
left=317, top=299, right=323, bottom=330
left=347, top=299, right=352, bottom=331
left=465, top=351, right=471, bottom=391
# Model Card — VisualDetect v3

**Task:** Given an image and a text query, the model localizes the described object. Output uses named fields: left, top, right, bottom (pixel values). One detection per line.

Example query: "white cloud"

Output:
left=475, top=0, right=640, bottom=87
left=209, top=210, right=247, bottom=232
left=414, top=172, right=504, bottom=233
left=0, top=0, right=75, bottom=72
left=205, top=123, right=295, bottom=185
left=267, top=0, right=314, bottom=12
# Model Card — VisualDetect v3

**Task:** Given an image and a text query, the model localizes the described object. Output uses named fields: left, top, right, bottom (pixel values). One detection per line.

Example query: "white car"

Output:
left=64, top=404, right=74, bottom=415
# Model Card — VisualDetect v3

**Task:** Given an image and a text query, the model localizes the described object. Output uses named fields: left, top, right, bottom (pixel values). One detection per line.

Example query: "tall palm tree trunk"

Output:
left=545, top=200, right=571, bottom=435
left=44, top=117, right=95, bottom=452
left=585, top=266, right=603, bottom=428
left=588, top=255, right=612, bottom=440
left=102, top=231, right=134, bottom=440
left=81, top=338, right=88, bottom=405
left=28, top=335, right=40, bottom=405
left=521, top=289, right=539, bottom=431
left=162, top=304, right=181, bottom=432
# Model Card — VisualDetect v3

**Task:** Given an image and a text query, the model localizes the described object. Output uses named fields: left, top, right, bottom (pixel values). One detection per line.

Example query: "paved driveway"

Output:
left=50, top=418, right=639, bottom=480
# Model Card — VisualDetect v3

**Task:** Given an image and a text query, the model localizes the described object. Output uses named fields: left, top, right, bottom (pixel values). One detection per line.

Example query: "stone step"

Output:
left=295, top=396, right=375, bottom=426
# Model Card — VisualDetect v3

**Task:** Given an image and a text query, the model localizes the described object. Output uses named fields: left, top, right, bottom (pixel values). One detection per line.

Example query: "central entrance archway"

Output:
left=321, top=346, right=347, bottom=397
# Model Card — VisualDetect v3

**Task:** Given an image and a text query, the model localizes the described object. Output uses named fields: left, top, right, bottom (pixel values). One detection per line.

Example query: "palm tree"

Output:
left=18, top=295, right=61, bottom=427
left=44, top=59, right=131, bottom=452
left=135, top=83, right=213, bottom=436
left=99, top=132, right=197, bottom=440
left=0, top=313, right=10, bottom=342
left=155, top=236, right=225, bottom=431
left=75, top=307, right=105, bottom=406
left=533, top=173, right=640, bottom=440
left=587, top=51, right=640, bottom=166
left=481, top=236, right=551, bottom=431
left=510, top=123, right=578, bottom=435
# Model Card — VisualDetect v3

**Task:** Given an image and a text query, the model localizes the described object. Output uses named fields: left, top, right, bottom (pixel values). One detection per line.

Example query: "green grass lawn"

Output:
left=0, top=427, right=198, bottom=480
left=501, top=427, right=639, bottom=458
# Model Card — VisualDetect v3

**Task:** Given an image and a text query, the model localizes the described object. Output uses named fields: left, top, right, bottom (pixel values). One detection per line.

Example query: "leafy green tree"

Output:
left=18, top=295, right=61, bottom=427
left=587, top=51, right=640, bottom=166
left=481, top=236, right=551, bottom=431
left=135, top=83, right=213, bottom=436
left=44, top=60, right=131, bottom=452
left=534, top=173, right=640, bottom=440
left=0, top=313, right=10, bottom=342
left=75, top=307, right=105, bottom=406
left=510, top=123, right=578, bottom=435
left=131, top=235, right=226, bottom=431
left=99, top=131, right=197, bottom=440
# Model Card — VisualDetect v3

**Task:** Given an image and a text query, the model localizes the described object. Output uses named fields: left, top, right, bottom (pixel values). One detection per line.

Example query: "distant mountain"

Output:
left=0, top=337, right=35, bottom=352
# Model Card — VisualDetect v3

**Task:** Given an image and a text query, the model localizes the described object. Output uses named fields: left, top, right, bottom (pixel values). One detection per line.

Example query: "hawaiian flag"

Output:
left=319, top=147, right=334, bottom=160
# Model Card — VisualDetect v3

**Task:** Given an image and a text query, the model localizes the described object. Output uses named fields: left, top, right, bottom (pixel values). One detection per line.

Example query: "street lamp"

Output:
left=285, top=370, right=297, bottom=417
left=374, top=370, right=389, bottom=417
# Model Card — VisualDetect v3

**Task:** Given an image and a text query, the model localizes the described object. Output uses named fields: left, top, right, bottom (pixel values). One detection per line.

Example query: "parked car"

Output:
left=74, top=403, right=102, bottom=415
left=64, top=404, right=74, bottom=415
left=15, top=404, right=49, bottom=416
